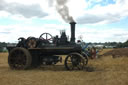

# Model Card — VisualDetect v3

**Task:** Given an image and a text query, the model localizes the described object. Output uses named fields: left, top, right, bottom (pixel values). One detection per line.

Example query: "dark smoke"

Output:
left=56, top=0, right=74, bottom=23
left=48, top=0, right=74, bottom=23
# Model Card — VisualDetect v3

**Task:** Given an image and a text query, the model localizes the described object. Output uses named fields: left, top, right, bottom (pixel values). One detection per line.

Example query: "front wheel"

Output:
left=64, top=52, right=85, bottom=70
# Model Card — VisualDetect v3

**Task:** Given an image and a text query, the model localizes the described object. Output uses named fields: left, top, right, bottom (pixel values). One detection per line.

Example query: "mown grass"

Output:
left=0, top=50, right=128, bottom=85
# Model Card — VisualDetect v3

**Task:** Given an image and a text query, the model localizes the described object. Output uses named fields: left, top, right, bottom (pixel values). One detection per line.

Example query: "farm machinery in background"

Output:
left=7, top=22, right=96, bottom=70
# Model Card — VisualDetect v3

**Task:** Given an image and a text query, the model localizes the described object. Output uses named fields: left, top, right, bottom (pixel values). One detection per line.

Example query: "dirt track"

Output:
left=0, top=50, right=128, bottom=85
left=101, top=48, right=128, bottom=58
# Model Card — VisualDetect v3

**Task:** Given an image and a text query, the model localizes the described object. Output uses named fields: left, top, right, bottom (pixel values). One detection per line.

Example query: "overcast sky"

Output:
left=0, top=0, right=128, bottom=43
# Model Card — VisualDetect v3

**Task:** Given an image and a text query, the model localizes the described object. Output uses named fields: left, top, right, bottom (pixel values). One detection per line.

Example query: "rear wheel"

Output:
left=8, top=47, right=32, bottom=70
left=64, top=52, right=85, bottom=70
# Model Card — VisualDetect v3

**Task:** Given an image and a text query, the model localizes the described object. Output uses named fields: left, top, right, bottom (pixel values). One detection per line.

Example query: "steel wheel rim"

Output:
left=65, top=53, right=85, bottom=70
left=82, top=52, right=88, bottom=66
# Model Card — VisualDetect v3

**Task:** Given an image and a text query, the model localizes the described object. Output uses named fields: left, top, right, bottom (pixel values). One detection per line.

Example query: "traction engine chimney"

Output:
left=70, top=22, right=76, bottom=43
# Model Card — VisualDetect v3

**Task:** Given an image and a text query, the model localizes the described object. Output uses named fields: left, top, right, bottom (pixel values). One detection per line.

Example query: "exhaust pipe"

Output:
left=70, top=22, right=76, bottom=43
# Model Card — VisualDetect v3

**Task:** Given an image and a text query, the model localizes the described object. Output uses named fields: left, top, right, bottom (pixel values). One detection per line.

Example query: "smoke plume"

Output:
left=48, top=0, right=74, bottom=23
left=56, top=0, right=74, bottom=23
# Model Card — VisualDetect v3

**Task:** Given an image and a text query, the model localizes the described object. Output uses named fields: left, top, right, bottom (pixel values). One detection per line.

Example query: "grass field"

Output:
left=0, top=50, right=128, bottom=85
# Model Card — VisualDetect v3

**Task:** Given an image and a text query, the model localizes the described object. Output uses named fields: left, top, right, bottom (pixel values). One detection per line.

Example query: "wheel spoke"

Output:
left=77, top=61, right=84, bottom=70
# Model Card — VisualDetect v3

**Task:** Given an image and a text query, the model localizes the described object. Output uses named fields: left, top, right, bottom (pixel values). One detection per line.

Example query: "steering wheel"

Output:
left=39, top=33, right=53, bottom=41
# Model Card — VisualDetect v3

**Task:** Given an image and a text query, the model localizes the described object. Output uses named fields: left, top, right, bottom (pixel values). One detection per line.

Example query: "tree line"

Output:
left=0, top=40, right=128, bottom=52
left=116, top=40, right=128, bottom=48
left=86, top=40, right=128, bottom=48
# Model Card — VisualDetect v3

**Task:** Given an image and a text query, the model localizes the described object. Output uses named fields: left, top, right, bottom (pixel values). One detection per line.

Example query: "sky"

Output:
left=0, top=0, right=128, bottom=43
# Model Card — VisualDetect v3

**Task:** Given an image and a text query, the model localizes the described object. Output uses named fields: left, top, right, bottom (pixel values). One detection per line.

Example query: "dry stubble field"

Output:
left=0, top=49, right=128, bottom=85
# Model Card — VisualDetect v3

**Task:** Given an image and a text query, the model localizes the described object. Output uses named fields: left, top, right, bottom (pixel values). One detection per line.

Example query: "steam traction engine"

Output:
left=7, top=22, right=88, bottom=70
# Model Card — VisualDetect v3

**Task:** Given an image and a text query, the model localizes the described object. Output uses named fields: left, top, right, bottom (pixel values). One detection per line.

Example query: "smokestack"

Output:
left=70, top=22, right=76, bottom=43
